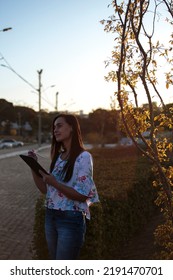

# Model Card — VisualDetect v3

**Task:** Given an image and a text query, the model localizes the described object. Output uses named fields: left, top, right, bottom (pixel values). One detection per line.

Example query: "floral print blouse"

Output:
left=45, top=151, right=99, bottom=219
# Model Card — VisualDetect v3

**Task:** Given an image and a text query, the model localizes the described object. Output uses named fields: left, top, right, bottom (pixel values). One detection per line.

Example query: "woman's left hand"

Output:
left=39, top=170, right=57, bottom=186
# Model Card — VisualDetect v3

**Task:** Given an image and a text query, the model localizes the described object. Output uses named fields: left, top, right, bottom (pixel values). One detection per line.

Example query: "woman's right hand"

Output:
left=28, top=149, right=38, bottom=161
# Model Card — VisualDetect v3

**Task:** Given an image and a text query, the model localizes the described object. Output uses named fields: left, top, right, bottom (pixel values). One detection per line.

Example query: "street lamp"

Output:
left=37, top=81, right=56, bottom=147
left=0, top=27, right=12, bottom=32
left=1, top=61, right=55, bottom=147
left=42, top=84, right=55, bottom=93
left=55, top=92, right=59, bottom=111
left=37, top=69, right=43, bottom=148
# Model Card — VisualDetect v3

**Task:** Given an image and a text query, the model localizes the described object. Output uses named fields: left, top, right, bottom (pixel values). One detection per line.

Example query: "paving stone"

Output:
left=0, top=146, right=50, bottom=260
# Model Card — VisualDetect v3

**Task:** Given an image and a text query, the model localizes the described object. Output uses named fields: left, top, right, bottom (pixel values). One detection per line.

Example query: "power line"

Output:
left=0, top=51, right=37, bottom=91
left=0, top=51, right=56, bottom=110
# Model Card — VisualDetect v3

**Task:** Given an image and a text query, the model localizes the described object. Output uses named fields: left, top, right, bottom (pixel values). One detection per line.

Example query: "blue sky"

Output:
left=0, top=1, right=172, bottom=114
left=0, top=0, right=116, bottom=113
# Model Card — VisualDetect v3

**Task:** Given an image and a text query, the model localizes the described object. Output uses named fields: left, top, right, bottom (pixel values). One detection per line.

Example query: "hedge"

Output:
left=31, top=147, right=156, bottom=259
left=31, top=175, right=156, bottom=260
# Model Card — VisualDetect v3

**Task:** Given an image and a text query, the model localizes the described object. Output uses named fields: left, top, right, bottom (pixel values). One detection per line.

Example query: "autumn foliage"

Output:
left=101, top=0, right=173, bottom=259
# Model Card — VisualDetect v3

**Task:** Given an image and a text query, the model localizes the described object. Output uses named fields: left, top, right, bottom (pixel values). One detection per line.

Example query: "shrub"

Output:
left=31, top=195, right=49, bottom=260
left=31, top=147, right=156, bottom=259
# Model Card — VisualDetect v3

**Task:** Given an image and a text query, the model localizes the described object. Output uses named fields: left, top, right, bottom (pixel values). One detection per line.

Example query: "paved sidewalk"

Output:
left=0, top=146, right=50, bottom=260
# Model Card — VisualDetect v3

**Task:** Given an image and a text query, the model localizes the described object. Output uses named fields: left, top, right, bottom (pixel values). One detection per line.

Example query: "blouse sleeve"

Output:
left=72, top=151, right=99, bottom=203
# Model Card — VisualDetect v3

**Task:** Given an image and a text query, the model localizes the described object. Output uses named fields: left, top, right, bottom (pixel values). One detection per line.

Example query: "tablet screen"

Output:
left=19, top=154, right=49, bottom=178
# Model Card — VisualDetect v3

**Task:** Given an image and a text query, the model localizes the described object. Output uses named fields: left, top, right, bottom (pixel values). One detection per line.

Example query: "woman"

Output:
left=29, top=113, right=99, bottom=260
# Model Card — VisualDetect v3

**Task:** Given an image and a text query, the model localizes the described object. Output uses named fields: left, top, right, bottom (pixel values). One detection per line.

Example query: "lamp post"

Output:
left=0, top=27, right=12, bottom=32
left=37, top=69, right=43, bottom=148
left=42, top=84, right=55, bottom=93
left=1, top=62, right=54, bottom=148
left=37, top=82, right=56, bottom=147
left=55, top=91, right=59, bottom=111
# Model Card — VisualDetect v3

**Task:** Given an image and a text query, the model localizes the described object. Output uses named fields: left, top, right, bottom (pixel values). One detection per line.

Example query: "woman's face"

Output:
left=53, top=117, right=72, bottom=143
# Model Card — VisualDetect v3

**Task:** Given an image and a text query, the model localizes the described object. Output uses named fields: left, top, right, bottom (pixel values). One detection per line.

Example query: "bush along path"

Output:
left=118, top=210, right=164, bottom=260
left=31, top=147, right=165, bottom=260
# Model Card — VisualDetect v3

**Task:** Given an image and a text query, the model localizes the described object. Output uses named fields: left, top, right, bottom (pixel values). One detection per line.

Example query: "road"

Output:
left=0, top=144, right=50, bottom=259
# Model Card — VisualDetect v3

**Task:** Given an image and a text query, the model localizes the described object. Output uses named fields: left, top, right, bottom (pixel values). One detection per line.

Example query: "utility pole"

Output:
left=18, top=112, right=21, bottom=136
left=55, top=91, right=59, bottom=111
left=37, top=69, right=43, bottom=147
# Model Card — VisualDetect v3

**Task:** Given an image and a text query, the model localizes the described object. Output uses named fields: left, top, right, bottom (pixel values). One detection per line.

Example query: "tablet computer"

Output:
left=19, top=154, right=49, bottom=178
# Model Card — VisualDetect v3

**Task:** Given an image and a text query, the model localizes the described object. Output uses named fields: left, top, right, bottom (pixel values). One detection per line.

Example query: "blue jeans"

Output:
left=45, top=208, right=86, bottom=260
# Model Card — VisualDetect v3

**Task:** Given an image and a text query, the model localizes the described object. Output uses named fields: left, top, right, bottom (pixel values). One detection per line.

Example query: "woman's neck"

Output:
left=61, top=151, right=70, bottom=160
left=61, top=140, right=71, bottom=159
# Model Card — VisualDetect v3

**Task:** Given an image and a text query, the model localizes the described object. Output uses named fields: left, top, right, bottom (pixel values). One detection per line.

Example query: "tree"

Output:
left=101, top=0, right=173, bottom=258
left=87, top=109, right=118, bottom=145
left=0, top=99, right=16, bottom=122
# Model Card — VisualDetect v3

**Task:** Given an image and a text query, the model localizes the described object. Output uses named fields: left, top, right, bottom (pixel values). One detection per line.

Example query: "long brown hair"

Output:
left=50, top=113, right=85, bottom=182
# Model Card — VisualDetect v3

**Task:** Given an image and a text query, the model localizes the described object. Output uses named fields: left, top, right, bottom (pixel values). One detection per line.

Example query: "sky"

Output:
left=0, top=0, right=116, bottom=114
left=0, top=1, right=172, bottom=114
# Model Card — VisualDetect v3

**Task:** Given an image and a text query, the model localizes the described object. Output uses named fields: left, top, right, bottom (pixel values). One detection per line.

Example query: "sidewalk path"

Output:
left=0, top=145, right=50, bottom=260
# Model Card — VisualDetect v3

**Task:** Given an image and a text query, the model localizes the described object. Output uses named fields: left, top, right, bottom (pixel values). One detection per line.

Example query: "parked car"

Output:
left=0, top=139, right=24, bottom=149
left=120, top=137, right=133, bottom=146
left=0, top=139, right=13, bottom=149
